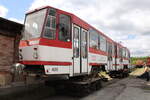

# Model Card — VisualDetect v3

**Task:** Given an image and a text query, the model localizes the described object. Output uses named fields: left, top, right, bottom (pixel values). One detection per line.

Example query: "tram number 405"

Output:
left=51, top=67, right=59, bottom=72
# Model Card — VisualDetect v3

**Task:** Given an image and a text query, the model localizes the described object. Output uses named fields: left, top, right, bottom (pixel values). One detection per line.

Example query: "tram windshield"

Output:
left=22, top=8, right=47, bottom=40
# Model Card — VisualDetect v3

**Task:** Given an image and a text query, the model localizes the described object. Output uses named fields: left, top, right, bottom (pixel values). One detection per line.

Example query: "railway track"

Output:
left=45, top=76, right=121, bottom=97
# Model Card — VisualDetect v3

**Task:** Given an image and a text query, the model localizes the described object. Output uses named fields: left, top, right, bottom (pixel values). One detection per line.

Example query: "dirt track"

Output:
left=45, top=77, right=150, bottom=100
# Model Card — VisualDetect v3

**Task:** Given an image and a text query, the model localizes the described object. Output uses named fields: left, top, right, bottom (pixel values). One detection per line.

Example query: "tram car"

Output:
left=19, top=6, right=130, bottom=79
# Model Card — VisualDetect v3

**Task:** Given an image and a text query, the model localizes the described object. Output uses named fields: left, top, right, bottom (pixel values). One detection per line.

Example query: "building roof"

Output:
left=0, top=17, right=24, bottom=37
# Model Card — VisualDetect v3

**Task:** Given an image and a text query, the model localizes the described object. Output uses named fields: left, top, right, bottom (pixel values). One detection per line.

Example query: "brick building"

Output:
left=0, top=17, right=23, bottom=86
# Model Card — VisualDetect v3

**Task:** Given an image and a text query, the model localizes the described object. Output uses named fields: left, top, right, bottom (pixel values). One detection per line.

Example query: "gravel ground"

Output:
left=45, top=77, right=150, bottom=100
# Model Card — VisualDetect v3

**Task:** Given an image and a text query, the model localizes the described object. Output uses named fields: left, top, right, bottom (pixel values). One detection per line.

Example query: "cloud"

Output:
left=0, top=5, right=8, bottom=17
left=0, top=5, right=23, bottom=24
left=29, top=0, right=150, bottom=57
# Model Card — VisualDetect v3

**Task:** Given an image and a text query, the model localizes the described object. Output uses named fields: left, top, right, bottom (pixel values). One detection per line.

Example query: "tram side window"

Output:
left=112, top=44, right=115, bottom=56
left=90, top=30, right=98, bottom=49
left=43, top=8, right=56, bottom=39
left=106, top=41, right=109, bottom=53
left=128, top=51, right=130, bottom=58
left=98, top=35, right=101, bottom=50
left=119, top=48, right=121, bottom=57
left=126, top=50, right=130, bottom=58
left=119, top=48, right=123, bottom=61
left=122, top=48, right=124, bottom=57
left=123, top=48, right=126, bottom=58
left=114, top=45, right=117, bottom=56
left=100, top=36, right=106, bottom=52
left=108, top=43, right=112, bottom=54
left=108, top=43, right=113, bottom=60
left=126, top=50, right=128, bottom=58
left=74, top=27, right=79, bottom=58
left=59, top=14, right=71, bottom=42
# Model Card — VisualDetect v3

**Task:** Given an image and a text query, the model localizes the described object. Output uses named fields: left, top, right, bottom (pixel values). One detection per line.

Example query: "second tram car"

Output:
left=19, top=6, right=130, bottom=78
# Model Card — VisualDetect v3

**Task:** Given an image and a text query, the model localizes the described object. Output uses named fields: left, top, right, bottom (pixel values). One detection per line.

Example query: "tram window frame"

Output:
left=58, top=14, right=71, bottom=42
left=100, top=35, right=106, bottom=52
left=43, top=8, right=56, bottom=39
left=89, top=29, right=99, bottom=50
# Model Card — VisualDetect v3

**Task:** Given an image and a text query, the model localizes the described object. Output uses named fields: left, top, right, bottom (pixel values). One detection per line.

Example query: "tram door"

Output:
left=81, top=29, right=88, bottom=73
left=73, top=25, right=88, bottom=74
left=73, top=25, right=81, bottom=74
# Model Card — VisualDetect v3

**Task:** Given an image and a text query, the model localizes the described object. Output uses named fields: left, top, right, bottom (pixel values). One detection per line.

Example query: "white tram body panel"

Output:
left=20, top=45, right=72, bottom=62
left=89, top=53, right=107, bottom=64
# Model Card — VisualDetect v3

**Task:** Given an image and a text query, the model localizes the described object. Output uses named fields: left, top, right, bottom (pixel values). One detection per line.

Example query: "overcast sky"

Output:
left=0, top=0, right=150, bottom=57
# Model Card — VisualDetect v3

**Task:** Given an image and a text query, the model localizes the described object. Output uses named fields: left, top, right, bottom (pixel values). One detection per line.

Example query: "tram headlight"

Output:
left=19, top=53, right=23, bottom=60
left=33, top=52, right=38, bottom=59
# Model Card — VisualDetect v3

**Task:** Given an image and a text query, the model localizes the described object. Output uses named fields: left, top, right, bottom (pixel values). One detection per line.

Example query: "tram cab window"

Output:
left=43, top=8, right=56, bottom=39
left=23, top=8, right=47, bottom=40
left=90, top=29, right=98, bottom=49
left=59, top=14, right=71, bottom=42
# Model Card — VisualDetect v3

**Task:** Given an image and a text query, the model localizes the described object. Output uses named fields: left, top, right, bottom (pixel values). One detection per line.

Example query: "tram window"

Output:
left=49, top=9, right=56, bottom=16
left=43, top=8, right=56, bottom=39
left=114, top=45, right=117, bottom=56
left=120, top=48, right=123, bottom=61
left=108, top=42, right=112, bottom=54
left=98, top=35, right=101, bottom=50
left=123, top=48, right=126, bottom=57
left=106, top=41, right=109, bottom=53
left=122, top=48, right=124, bottom=57
left=126, top=50, right=128, bottom=58
left=100, top=36, right=106, bottom=51
left=128, top=51, right=130, bottom=58
left=90, top=29, right=98, bottom=49
left=108, top=42, right=112, bottom=60
left=81, top=30, right=87, bottom=58
left=59, top=14, right=71, bottom=42
left=74, top=27, right=79, bottom=58
left=112, top=44, right=115, bottom=56
left=119, top=48, right=123, bottom=58
left=126, top=50, right=130, bottom=58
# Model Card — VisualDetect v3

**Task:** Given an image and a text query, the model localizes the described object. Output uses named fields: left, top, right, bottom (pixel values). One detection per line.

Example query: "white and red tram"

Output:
left=19, top=6, right=130, bottom=78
